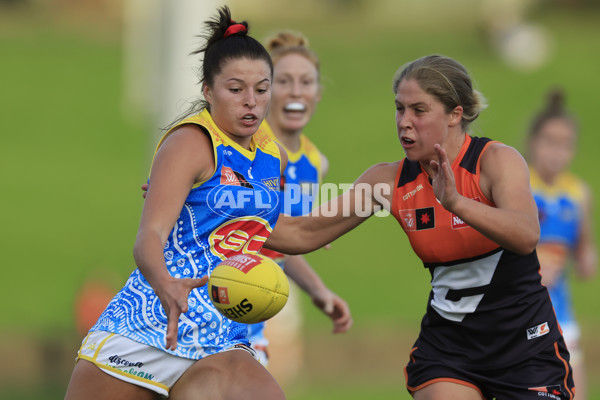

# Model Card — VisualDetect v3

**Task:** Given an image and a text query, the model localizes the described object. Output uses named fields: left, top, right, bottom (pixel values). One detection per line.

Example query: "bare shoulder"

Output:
left=153, top=123, right=215, bottom=183
left=481, top=142, right=528, bottom=176
left=159, top=124, right=213, bottom=152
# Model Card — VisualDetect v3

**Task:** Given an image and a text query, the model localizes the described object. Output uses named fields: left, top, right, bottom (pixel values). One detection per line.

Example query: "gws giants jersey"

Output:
left=531, top=169, right=585, bottom=327
left=391, top=135, right=561, bottom=368
left=91, top=109, right=282, bottom=359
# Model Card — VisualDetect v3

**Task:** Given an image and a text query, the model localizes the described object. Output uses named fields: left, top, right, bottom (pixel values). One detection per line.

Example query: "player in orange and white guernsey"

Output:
left=264, top=55, right=575, bottom=399
left=249, top=32, right=352, bottom=380
left=66, top=7, right=286, bottom=400
left=526, top=89, right=597, bottom=400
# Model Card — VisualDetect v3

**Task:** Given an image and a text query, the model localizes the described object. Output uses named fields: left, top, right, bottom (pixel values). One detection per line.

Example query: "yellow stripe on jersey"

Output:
left=530, top=168, right=585, bottom=202
left=149, top=110, right=281, bottom=188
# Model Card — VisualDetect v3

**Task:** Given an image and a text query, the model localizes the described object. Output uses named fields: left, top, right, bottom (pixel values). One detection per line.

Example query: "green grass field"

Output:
left=2, top=2, right=600, bottom=399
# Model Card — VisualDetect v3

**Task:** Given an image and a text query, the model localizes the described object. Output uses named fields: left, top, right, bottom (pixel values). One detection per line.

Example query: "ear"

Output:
left=202, top=84, right=212, bottom=105
left=448, top=105, right=463, bottom=127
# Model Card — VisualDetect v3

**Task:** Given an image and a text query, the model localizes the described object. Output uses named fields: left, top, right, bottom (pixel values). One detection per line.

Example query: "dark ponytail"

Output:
left=529, top=88, right=578, bottom=139
left=193, top=6, right=272, bottom=98
left=166, top=6, right=272, bottom=128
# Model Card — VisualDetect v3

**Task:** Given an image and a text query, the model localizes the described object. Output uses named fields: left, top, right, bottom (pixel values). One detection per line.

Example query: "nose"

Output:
left=396, top=111, right=411, bottom=130
left=290, top=80, right=302, bottom=97
left=244, top=92, right=256, bottom=108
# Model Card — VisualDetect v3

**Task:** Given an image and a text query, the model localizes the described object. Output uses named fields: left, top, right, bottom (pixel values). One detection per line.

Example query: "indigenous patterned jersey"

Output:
left=391, top=135, right=561, bottom=368
left=91, top=110, right=282, bottom=359
left=531, top=169, right=585, bottom=326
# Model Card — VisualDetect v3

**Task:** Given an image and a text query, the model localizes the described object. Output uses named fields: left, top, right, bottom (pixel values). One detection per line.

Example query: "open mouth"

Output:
left=401, top=137, right=415, bottom=145
left=284, top=102, right=306, bottom=112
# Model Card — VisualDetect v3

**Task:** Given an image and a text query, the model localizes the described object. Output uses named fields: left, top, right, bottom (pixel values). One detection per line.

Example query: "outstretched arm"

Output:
left=133, top=125, right=214, bottom=350
left=264, top=162, right=398, bottom=254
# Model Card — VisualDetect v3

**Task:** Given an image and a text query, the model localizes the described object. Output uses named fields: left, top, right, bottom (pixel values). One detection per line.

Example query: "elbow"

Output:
left=513, top=229, right=540, bottom=255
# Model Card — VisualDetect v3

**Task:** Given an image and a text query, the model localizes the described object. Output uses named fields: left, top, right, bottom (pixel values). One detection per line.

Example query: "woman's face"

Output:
left=395, top=78, right=460, bottom=162
left=529, top=117, right=576, bottom=179
left=268, top=53, right=321, bottom=135
left=203, top=57, right=272, bottom=147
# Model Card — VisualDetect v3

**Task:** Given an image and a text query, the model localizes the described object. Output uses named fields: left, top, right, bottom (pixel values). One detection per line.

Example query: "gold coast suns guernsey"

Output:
left=391, top=135, right=561, bottom=368
left=91, top=110, right=282, bottom=359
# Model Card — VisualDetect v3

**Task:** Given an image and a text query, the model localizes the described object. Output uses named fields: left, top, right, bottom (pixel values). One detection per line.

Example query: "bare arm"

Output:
left=431, top=143, right=540, bottom=254
left=283, top=255, right=353, bottom=333
left=574, top=182, right=598, bottom=280
left=133, top=125, right=214, bottom=350
left=265, top=162, right=398, bottom=254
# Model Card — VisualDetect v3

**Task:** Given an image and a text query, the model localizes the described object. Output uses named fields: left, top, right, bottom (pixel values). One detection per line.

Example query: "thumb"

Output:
left=190, top=276, right=209, bottom=288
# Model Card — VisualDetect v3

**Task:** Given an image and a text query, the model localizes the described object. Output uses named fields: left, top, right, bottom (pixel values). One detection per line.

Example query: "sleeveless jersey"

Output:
left=530, top=169, right=585, bottom=327
left=391, top=135, right=561, bottom=368
left=91, top=109, right=282, bottom=359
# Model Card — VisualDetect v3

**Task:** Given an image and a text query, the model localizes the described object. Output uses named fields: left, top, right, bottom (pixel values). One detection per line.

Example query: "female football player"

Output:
left=526, top=88, right=597, bottom=400
left=65, top=6, right=286, bottom=399
left=265, top=54, right=575, bottom=400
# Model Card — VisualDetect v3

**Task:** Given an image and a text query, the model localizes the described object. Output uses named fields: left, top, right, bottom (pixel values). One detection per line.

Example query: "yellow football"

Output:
left=208, top=253, right=289, bottom=324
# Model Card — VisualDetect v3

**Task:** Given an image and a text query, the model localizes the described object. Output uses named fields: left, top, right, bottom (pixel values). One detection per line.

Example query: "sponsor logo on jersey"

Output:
left=526, top=321, right=550, bottom=340
left=218, top=254, right=262, bottom=274
left=398, top=207, right=435, bottom=231
left=261, top=177, right=280, bottom=191
left=220, top=166, right=254, bottom=188
left=451, top=198, right=479, bottom=229
left=402, top=184, right=424, bottom=201
left=209, top=217, right=272, bottom=260
left=528, top=385, right=564, bottom=399
left=209, top=174, right=279, bottom=219
left=211, top=285, right=230, bottom=304
left=416, top=207, right=435, bottom=230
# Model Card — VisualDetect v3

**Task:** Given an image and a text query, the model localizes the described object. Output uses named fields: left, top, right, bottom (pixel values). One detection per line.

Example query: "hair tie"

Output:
left=224, top=23, right=247, bottom=38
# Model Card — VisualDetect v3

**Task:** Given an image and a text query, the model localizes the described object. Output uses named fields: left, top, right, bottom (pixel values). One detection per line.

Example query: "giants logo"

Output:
left=209, top=217, right=273, bottom=260
left=526, top=322, right=550, bottom=340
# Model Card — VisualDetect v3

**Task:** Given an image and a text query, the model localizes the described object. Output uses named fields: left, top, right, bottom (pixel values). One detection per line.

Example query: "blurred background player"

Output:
left=526, top=88, right=597, bottom=400
left=255, top=31, right=353, bottom=386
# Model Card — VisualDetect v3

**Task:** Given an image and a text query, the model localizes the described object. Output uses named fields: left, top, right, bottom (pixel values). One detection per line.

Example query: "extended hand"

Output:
left=430, top=144, right=460, bottom=211
left=155, top=276, right=208, bottom=350
left=311, top=288, right=353, bottom=334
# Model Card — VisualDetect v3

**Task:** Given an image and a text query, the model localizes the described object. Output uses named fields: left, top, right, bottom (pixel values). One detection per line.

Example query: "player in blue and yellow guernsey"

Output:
left=265, top=55, right=576, bottom=400
left=248, top=32, right=352, bottom=384
left=527, top=89, right=597, bottom=400
left=66, top=8, right=287, bottom=400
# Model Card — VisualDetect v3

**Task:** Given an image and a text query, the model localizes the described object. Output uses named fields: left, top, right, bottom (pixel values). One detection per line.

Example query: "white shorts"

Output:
left=77, top=330, right=257, bottom=397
